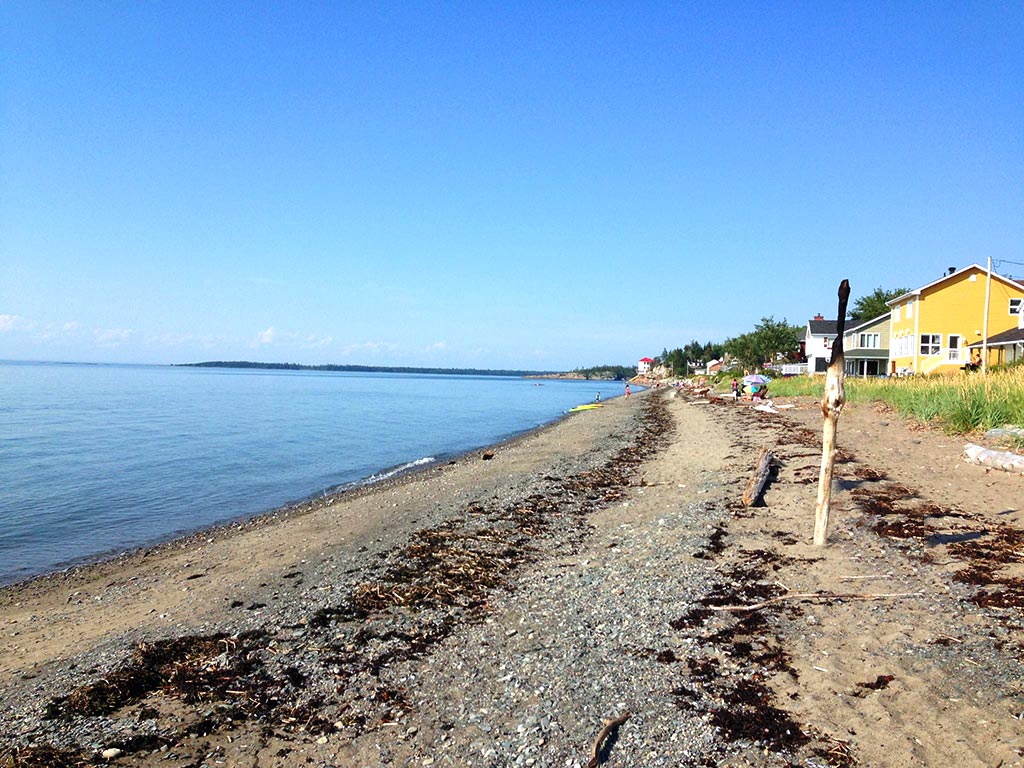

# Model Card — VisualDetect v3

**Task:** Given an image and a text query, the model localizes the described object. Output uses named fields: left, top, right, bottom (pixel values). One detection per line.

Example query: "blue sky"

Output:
left=2, top=2, right=1022, bottom=369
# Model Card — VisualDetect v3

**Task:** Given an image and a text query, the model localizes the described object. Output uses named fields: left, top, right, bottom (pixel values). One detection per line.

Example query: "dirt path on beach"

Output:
left=2, top=390, right=1023, bottom=767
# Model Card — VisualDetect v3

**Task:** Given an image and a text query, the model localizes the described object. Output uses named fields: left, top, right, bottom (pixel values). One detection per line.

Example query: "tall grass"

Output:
left=766, top=368, right=1024, bottom=435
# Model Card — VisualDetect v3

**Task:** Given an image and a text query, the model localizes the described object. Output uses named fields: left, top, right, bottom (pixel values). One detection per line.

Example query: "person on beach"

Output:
left=731, top=378, right=738, bottom=400
left=625, top=383, right=631, bottom=398
left=595, top=392, right=601, bottom=402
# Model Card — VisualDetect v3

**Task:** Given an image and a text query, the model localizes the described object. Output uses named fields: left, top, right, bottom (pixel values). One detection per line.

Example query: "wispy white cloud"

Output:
left=424, top=341, right=448, bottom=353
left=254, top=326, right=334, bottom=349
left=0, top=314, right=37, bottom=333
left=342, top=340, right=398, bottom=355
left=93, top=328, right=134, bottom=345
left=147, top=331, right=226, bottom=349
left=32, top=321, right=83, bottom=341
left=304, top=334, right=333, bottom=349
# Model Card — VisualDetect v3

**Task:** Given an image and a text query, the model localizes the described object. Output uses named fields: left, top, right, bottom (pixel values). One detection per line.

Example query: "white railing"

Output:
left=780, top=363, right=808, bottom=376
left=947, top=349, right=961, bottom=361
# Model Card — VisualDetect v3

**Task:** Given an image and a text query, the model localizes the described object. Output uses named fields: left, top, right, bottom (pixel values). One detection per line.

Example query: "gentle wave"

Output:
left=334, top=456, right=438, bottom=492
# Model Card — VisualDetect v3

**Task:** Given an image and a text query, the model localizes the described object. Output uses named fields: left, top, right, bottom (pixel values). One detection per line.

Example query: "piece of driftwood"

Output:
left=814, top=279, right=851, bottom=546
left=709, top=590, right=922, bottom=613
left=983, top=426, right=1024, bottom=439
left=587, top=711, right=631, bottom=768
left=963, top=443, right=1024, bottom=474
left=742, top=447, right=776, bottom=507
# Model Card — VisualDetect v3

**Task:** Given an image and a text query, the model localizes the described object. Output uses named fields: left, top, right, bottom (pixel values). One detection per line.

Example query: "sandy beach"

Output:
left=3, top=389, right=1024, bottom=767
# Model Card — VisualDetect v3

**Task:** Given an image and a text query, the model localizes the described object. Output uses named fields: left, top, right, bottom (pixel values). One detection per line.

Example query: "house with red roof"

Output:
left=637, top=357, right=654, bottom=375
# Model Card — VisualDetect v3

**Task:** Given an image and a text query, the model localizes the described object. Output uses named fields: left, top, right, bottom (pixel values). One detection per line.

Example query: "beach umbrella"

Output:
left=743, top=374, right=770, bottom=384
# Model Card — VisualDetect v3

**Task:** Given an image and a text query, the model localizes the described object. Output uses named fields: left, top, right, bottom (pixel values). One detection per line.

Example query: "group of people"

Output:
left=730, top=378, right=769, bottom=402
left=593, top=383, right=630, bottom=403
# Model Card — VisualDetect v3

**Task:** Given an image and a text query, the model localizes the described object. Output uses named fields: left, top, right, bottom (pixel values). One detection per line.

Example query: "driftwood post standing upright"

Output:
left=813, top=279, right=851, bottom=546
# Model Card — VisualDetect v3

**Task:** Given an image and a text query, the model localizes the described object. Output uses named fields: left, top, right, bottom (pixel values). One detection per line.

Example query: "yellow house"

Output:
left=887, top=264, right=1024, bottom=375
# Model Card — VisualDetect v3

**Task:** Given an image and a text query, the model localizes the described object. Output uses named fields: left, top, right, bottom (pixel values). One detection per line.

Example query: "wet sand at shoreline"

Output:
left=0, top=398, right=619, bottom=681
left=3, top=389, right=1024, bottom=767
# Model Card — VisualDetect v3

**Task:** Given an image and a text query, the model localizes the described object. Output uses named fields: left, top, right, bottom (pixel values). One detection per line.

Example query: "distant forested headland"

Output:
left=566, top=365, right=635, bottom=380
left=178, top=361, right=557, bottom=377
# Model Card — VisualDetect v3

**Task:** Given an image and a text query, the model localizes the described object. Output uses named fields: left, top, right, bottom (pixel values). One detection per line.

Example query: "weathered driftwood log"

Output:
left=964, top=443, right=1024, bottom=474
left=983, top=426, right=1024, bottom=440
left=587, top=712, right=630, bottom=768
left=814, top=279, right=851, bottom=546
left=743, top=447, right=776, bottom=507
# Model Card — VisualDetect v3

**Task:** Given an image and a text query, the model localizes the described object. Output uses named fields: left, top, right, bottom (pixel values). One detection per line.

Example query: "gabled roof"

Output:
left=638, top=357, right=654, bottom=363
left=807, top=320, right=839, bottom=336
left=886, top=264, right=1024, bottom=306
left=844, top=313, right=889, bottom=336
left=968, top=328, right=1024, bottom=348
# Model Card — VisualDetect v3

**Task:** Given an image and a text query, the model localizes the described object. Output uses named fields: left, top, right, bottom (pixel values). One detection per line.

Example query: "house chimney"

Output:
left=813, top=313, right=824, bottom=321
left=948, top=266, right=955, bottom=275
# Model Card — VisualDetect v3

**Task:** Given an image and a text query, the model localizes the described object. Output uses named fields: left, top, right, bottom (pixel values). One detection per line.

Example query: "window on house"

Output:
left=893, top=306, right=900, bottom=322
left=1011, top=298, right=1022, bottom=315
left=920, top=334, right=940, bottom=356
left=906, top=300, right=914, bottom=318
left=858, top=333, right=879, bottom=349
left=896, top=334, right=910, bottom=357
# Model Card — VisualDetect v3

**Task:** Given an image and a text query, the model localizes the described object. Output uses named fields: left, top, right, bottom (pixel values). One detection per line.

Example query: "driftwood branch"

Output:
left=814, top=279, right=851, bottom=546
left=587, top=711, right=631, bottom=768
left=709, top=590, right=922, bottom=613
left=742, top=447, right=777, bottom=507
left=963, top=443, right=1024, bottom=474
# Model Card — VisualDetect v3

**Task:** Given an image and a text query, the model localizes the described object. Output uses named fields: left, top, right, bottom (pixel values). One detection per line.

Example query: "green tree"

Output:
left=724, top=316, right=801, bottom=370
left=663, top=347, right=687, bottom=375
left=724, top=332, right=759, bottom=370
left=849, top=287, right=908, bottom=322
left=703, top=341, right=725, bottom=361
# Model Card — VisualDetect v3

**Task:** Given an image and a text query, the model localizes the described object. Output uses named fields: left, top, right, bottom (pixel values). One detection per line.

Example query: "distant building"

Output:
left=803, top=314, right=839, bottom=375
left=843, top=313, right=890, bottom=377
left=637, top=357, right=654, bottom=375
left=705, top=358, right=723, bottom=374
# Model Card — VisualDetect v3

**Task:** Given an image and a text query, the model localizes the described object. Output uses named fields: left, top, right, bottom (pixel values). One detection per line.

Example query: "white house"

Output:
left=637, top=357, right=654, bottom=375
left=803, top=314, right=839, bottom=375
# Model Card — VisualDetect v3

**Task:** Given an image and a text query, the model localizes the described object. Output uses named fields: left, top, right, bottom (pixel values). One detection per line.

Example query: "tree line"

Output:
left=653, top=286, right=907, bottom=375
left=570, top=364, right=636, bottom=380
left=178, top=361, right=557, bottom=377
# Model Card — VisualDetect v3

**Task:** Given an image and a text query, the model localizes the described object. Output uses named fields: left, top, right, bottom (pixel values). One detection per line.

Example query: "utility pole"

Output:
left=983, top=257, right=992, bottom=374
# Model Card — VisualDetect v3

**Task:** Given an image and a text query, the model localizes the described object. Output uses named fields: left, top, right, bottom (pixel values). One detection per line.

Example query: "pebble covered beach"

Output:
left=3, top=388, right=1024, bottom=767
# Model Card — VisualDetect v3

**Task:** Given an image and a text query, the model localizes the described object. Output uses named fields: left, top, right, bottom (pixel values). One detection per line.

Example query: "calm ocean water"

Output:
left=0, top=362, right=627, bottom=585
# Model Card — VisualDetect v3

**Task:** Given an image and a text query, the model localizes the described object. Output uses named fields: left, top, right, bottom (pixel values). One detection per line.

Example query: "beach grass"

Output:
left=767, top=368, right=1024, bottom=435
